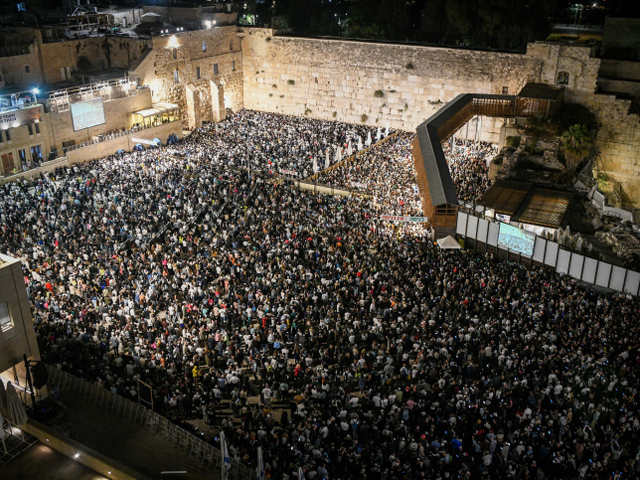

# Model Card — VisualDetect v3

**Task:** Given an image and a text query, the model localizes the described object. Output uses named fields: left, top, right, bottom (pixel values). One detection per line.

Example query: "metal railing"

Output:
left=46, top=79, right=142, bottom=114
left=46, top=366, right=254, bottom=480
left=63, top=120, right=180, bottom=153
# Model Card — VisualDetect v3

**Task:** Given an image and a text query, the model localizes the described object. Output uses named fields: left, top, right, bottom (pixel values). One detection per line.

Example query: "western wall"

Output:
left=236, top=29, right=640, bottom=208
left=240, top=29, right=544, bottom=143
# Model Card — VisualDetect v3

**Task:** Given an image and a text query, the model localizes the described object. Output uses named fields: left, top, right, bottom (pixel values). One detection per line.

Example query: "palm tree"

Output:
left=561, top=124, right=593, bottom=171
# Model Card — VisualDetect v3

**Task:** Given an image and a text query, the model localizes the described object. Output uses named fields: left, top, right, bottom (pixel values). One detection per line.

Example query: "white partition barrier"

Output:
left=533, top=237, right=545, bottom=263
left=610, top=266, right=626, bottom=291
left=454, top=211, right=640, bottom=296
left=569, top=254, right=584, bottom=279
left=467, top=216, right=479, bottom=240
left=596, top=262, right=612, bottom=288
left=624, top=270, right=640, bottom=295
left=487, top=222, right=500, bottom=246
left=582, top=258, right=598, bottom=284
left=544, top=242, right=559, bottom=267
left=557, top=249, right=571, bottom=274
left=456, top=212, right=468, bottom=236
left=477, top=218, right=489, bottom=244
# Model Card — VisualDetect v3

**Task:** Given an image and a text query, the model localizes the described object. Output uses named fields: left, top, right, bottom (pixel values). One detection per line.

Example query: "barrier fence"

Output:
left=46, top=366, right=254, bottom=480
left=456, top=209, right=640, bottom=296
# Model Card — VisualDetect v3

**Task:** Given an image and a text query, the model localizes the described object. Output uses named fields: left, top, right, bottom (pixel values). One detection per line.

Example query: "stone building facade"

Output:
left=129, top=28, right=243, bottom=129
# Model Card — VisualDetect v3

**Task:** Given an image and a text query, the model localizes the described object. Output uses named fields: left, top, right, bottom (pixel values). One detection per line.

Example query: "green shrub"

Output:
left=287, top=79, right=295, bottom=85
left=333, top=111, right=337, bottom=118
left=374, top=90, right=384, bottom=98
left=506, top=136, right=521, bottom=148
left=361, top=114, right=368, bottom=122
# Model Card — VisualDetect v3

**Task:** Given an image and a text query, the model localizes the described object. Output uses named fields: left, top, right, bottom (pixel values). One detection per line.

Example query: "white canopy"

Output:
left=437, top=235, right=461, bottom=250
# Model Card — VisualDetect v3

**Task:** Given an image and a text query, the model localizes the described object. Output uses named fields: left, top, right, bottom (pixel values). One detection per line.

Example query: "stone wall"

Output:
left=65, top=121, right=182, bottom=165
left=0, top=46, right=44, bottom=88
left=599, top=58, right=640, bottom=81
left=601, top=17, right=640, bottom=61
left=240, top=29, right=543, bottom=141
left=40, top=36, right=148, bottom=84
left=571, top=91, right=640, bottom=207
left=129, top=27, right=243, bottom=129
left=49, top=88, right=153, bottom=152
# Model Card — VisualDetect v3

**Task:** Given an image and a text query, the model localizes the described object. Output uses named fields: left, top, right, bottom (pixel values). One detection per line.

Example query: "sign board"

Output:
left=380, top=215, right=429, bottom=223
left=279, top=169, right=298, bottom=177
left=351, top=182, right=368, bottom=189
left=0, top=107, right=42, bottom=128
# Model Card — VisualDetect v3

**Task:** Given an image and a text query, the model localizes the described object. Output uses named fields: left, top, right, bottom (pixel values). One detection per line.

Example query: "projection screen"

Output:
left=71, top=97, right=106, bottom=131
left=498, top=223, right=536, bottom=257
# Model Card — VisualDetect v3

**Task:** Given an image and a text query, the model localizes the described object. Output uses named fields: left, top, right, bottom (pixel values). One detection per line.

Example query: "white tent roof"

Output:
left=436, top=235, right=461, bottom=250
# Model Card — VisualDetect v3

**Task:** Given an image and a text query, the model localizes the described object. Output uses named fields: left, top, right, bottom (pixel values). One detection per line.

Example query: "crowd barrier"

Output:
left=305, top=131, right=399, bottom=183
left=46, top=366, right=254, bottom=480
left=456, top=210, right=640, bottom=296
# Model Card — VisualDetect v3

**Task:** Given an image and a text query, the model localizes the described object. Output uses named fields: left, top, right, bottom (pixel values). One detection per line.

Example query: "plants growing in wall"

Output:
left=406, top=62, right=414, bottom=69
left=374, top=90, right=384, bottom=98
left=333, top=112, right=337, bottom=118
left=561, top=124, right=594, bottom=171
left=361, top=114, right=368, bottom=122
left=287, top=79, right=295, bottom=85
left=305, top=108, right=312, bottom=115
left=272, top=84, right=277, bottom=89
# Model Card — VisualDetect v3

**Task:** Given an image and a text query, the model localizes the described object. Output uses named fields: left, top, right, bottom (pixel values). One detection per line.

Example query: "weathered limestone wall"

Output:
left=40, top=37, right=148, bottom=84
left=0, top=47, right=44, bottom=88
left=241, top=29, right=543, bottom=141
left=526, top=42, right=600, bottom=93
left=569, top=92, right=640, bottom=207
left=130, top=27, right=243, bottom=129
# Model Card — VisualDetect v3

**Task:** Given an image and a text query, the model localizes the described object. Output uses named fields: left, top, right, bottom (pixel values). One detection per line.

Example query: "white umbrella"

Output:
left=5, top=382, right=27, bottom=427
left=313, top=158, right=318, bottom=174
left=0, top=380, right=6, bottom=417
left=357, top=136, right=363, bottom=151
left=337, top=148, right=342, bottom=162
left=347, top=139, right=353, bottom=156
left=325, top=149, right=330, bottom=168
left=385, top=123, right=389, bottom=137
left=376, top=127, right=381, bottom=142
left=366, top=132, right=372, bottom=147
left=256, top=446, right=265, bottom=480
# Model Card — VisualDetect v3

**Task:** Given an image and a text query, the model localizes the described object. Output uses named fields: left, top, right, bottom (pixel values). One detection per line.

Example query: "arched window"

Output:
left=203, top=41, right=207, bottom=52
left=229, top=40, right=233, bottom=51
left=557, top=71, right=569, bottom=85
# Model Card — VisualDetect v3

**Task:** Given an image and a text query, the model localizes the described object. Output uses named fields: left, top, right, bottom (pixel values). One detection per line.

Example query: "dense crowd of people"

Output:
left=0, top=111, right=639, bottom=480
left=444, top=139, right=496, bottom=203
left=316, top=132, right=423, bottom=216
left=185, top=110, right=379, bottom=179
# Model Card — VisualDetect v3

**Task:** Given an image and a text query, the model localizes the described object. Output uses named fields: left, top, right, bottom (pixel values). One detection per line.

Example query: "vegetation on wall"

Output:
left=561, top=124, right=594, bottom=170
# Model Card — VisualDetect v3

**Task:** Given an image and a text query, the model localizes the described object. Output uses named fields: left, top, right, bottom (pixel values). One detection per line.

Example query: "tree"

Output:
left=561, top=124, right=593, bottom=170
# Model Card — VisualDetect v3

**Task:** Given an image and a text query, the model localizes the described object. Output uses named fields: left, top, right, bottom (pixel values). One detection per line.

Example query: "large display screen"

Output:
left=498, top=223, right=535, bottom=257
left=71, top=98, right=106, bottom=131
